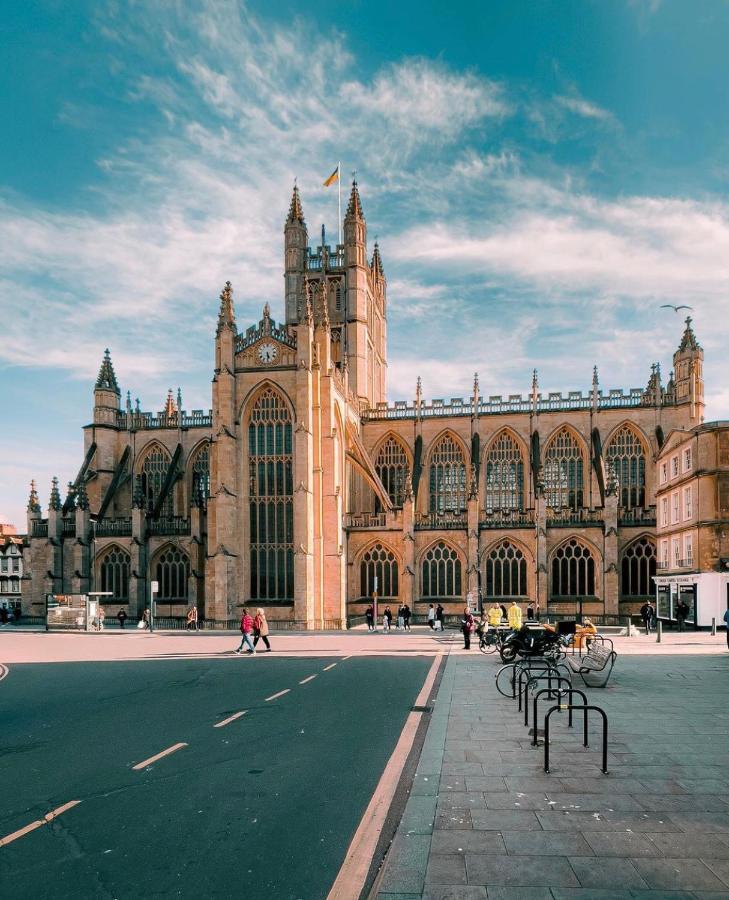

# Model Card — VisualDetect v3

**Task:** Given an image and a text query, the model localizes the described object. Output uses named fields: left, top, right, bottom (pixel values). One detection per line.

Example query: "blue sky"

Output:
left=2, top=0, right=729, bottom=527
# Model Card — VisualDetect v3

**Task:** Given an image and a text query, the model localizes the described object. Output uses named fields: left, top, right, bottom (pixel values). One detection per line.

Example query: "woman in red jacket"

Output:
left=236, top=610, right=256, bottom=654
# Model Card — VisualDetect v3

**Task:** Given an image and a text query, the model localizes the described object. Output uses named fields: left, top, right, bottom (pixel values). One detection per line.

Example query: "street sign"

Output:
left=151, top=581, right=159, bottom=594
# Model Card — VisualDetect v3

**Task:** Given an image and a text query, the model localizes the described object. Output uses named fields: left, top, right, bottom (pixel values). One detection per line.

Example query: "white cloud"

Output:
left=554, top=94, right=614, bottom=121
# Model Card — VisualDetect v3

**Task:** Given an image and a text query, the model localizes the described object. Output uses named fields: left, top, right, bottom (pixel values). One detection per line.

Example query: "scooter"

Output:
left=498, top=624, right=566, bottom=663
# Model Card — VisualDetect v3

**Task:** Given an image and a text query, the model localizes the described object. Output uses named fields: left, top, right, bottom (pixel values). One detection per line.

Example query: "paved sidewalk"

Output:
left=376, top=648, right=729, bottom=899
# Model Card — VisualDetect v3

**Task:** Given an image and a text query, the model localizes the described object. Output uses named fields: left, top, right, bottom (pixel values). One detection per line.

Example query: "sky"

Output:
left=1, top=0, right=729, bottom=528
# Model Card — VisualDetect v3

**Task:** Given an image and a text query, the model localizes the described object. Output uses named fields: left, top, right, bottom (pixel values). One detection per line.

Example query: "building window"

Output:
left=156, top=546, right=190, bottom=602
left=374, top=437, right=410, bottom=509
left=660, top=462, right=668, bottom=484
left=0, top=559, right=7, bottom=574
left=621, top=537, right=656, bottom=599
left=248, top=388, right=294, bottom=602
left=191, top=443, right=210, bottom=506
left=550, top=539, right=596, bottom=598
left=428, top=435, right=466, bottom=515
left=684, top=533, right=693, bottom=565
left=421, top=542, right=462, bottom=598
left=360, top=543, right=399, bottom=600
left=605, top=426, right=646, bottom=510
left=543, top=428, right=584, bottom=511
left=672, top=455, right=679, bottom=478
left=683, top=447, right=692, bottom=472
left=140, top=444, right=172, bottom=515
left=99, top=546, right=130, bottom=602
left=661, top=497, right=668, bottom=527
left=672, top=492, right=679, bottom=524
left=683, top=486, right=692, bottom=520
left=672, top=538, right=681, bottom=566
left=661, top=540, right=669, bottom=564
left=485, top=540, right=528, bottom=598
left=484, top=431, right=524, bottom=513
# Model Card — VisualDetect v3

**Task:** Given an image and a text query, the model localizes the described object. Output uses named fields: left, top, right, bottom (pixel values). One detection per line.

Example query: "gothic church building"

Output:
left=24, top=183, right=704, bottom=626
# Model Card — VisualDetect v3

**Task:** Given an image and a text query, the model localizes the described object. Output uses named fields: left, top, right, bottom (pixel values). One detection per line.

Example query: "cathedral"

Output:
left=23, top=182, right=705, bottom=626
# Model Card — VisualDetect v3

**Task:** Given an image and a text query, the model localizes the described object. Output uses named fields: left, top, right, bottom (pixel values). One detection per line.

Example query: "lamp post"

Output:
left=88, top=514, right=98, bottom=595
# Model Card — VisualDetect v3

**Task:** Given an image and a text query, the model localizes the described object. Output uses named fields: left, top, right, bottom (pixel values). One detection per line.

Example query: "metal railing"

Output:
left=147, top=516, right=191, bottom=536
left=96, top=518, right=133, bottom=537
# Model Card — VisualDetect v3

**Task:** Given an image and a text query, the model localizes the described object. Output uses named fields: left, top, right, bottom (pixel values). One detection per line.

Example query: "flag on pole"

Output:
left=323, top=166, right=339, bottom=187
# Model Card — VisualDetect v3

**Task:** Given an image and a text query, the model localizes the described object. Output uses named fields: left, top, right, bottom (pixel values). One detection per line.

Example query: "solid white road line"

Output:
left=299, top=675, right=317, bottom=685
left=132, top=742, right=188, bottom=770
left=0, top=800, right=82, bottom=849
left=322, top=663, right=337, bottom=671
left=214, top=711, right=248, bottom=728
left=327, top=653, right=442, bottom=900
left=265, top=689, right=290, bottom=702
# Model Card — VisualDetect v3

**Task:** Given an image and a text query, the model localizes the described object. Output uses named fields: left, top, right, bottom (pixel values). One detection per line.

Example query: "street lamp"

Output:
left=88, top=514, right=98, bottom=594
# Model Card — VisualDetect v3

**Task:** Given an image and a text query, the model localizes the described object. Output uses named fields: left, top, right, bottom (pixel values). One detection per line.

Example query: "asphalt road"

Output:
left=0, top=654, right=432, bottom=899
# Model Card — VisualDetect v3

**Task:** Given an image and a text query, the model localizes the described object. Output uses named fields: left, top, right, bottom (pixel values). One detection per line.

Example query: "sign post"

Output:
left=150, top=580, right=159, bottom=632
left=372, top=575, right=378, bottom=630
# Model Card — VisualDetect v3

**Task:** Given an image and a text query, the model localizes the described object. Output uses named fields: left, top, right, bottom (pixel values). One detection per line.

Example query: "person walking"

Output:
left=186, top=606, right=198, bottom=631
left=252, top=608, right=272, bottom=651
left=676, top=598, right=689, bottom=632
left=507, top=601, right=522, bottom=631
left=526, top=605, right=535, bottom=621
left=402, top=603, right=411, bottom=631
left=117, top=608, right=127, bottom=629
left=98, top=607, right=105, bottom=631
left=365, top=604, right=375, bottom=632
left=436, top=604, right=445, bottom=632
left=383, top=605, right=393, bottom=633
left=397, top=604, right=405, bottom=630
left=427, top=604, right=436, bottom=630
left=236, top=609, right=256, bottom=654
left=487, top=603, right=502, bottom=628
left=139, top=608, right=150, bottom=630
left=724, top=607, right=729, bottom=649
left=640, top=601, right=653, bottom=634
left=461, top=607, right=475, bottom=649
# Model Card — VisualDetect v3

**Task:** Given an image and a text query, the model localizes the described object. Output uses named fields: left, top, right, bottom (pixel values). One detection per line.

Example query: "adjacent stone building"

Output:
left=23, top=183, right=704, bottom=626
left=0, top=524, right=24, bottom=616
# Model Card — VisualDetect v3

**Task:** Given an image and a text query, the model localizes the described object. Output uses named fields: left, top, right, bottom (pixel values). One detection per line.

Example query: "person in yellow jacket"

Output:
left=574, top=618, right=597, bottom=648
left=507, top=601, right=523, bottom=630
left=487, top=604, right=502, bottom=628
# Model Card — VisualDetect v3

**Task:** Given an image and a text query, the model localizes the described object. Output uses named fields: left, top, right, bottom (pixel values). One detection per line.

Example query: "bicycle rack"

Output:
left=517, top=664, right=563, bottom=712
left=543, top=703, right=609, bottom=774
left=523, top=676, right=574, bottom=727
left=531, top=686, right=588, bottom=745
left=508, top=659, right=558, bottom=702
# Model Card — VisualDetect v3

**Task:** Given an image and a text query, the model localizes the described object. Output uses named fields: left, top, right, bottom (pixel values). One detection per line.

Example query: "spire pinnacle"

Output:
left=76, top=479, right=89, bottom=511
left=472, top=372, right=479, bottom=407
left=678, top=315, right=700, bottom=352
left=95, top=348, right=120, bottom=394
left=371, top=241, right=384, bottom=277
left=49, top=477, right=62, bottom=512
left=216, top=281, right=237, bottom=335
left=345, top=180, right=364, bottom=220
left=27, top=480, right=41, bottom=514
left=286, top=183, right=305, bottom=225
left=164, top=389, right=176, bottom=418
left=592, top=365, right=599, bottom=387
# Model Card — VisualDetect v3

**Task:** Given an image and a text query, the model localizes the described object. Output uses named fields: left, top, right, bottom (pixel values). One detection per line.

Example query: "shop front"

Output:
left=655, top=572, right=729, bottom=629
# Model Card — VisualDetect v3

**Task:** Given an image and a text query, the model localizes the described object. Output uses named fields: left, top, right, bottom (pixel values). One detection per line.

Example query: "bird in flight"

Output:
left=660, top=304, right=693, bottom=312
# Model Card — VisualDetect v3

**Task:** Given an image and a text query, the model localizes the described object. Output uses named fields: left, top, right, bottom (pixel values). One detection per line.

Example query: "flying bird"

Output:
left=660, top=304, right=693, bottom=312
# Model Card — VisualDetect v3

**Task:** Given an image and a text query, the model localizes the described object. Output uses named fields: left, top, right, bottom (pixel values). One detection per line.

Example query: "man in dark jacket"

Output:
left=676, top=598, right=689, bottom=632
left=402, top=604, right=411, bottom=631
left=117, top=608, right=127, bottom=629
left=640, top=601, right=653, bottom=634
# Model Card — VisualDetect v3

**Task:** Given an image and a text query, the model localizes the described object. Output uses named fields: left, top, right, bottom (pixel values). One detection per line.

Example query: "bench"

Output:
left=564, top=643, right=617, bottom=688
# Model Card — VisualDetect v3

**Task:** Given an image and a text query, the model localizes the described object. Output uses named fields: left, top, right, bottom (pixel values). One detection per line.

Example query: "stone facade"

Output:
left=23, top=184, right=704, bottom=625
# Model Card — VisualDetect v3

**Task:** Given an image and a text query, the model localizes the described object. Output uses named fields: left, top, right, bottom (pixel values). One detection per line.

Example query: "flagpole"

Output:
left=337, top=161, right=342, bottom=247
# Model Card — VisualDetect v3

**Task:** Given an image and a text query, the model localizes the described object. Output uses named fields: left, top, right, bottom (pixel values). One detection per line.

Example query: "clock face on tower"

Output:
left=257, top=342, right=278, bottom=364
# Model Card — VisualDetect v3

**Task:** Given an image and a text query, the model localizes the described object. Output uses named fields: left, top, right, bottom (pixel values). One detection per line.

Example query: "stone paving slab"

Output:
left=376, top=649, right=729, bottom=900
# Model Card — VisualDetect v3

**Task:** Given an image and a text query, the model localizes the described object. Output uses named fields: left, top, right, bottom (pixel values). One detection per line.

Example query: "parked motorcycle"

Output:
left=498, top=625, right=566, bottom=662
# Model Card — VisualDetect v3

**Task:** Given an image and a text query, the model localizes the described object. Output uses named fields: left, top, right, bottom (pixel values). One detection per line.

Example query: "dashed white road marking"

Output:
left=0, top=664, right=9, bottom=682
left=323, top=663, right=337, bottom=671
left=0, top=800, right=81, bottom=849
left=132, top=742, right=187, bottom=770
left=214, top=711, right=247, bottom=728
left=341, top=656, right=352, bottom=661
left=299, top=675, right=317, bottom=685
left=265, top=689, right=291, bottom=702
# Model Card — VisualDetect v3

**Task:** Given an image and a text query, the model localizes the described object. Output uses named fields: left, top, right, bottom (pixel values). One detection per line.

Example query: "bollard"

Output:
left=627, top=618, right=632, bottom=638
left=712, top=617, right=717, bottom=636
left=656, top=619, right=662, bottom=643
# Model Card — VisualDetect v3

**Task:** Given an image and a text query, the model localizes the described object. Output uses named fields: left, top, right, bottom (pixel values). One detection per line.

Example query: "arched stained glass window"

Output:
left=543, top=428, right=584, bottom=511
left=551, top=539, right=596, bottom=598
left=484, top=431, right=524, bottom=512
left=156, top=546, right=190, bottom=602
left=375, top=437, right=410, bottom=509
left=191, top=443, right=210, bottom=506
left=621, top=537, right=656, bottom=598
left=360, top=544, right=399, bottom=599
left=248, top=388, right=294, bottom=601
left=99, top=546, right=130, bottom=601
left=428, top=435, right=466, bottom=515
left=140, top=444, right=172, bottom=516
left=421, top=542, right=462, bottom=598
left=485, top=540, right=528, bottom=598
left=606, top=426, right=646, bottom=510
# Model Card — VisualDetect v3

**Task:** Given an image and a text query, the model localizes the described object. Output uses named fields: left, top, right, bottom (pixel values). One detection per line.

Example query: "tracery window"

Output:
left=551, top=539, right=596, bottom=598
left=484, top=431, right=524, bottom=512
left=428, top=435, right=466, bottom=515
left=360, top=543, right=399, bottom=600
left=155, top=545, right=189, bottom=602
left=543, top=428, right=584, bottom=511
left=375, top=437, right=410, bottom=509
left=140, top=444, right=172, bottom=516
left=421, top=542, right=462, bottom=598
left=191, top=443, right=210, bottom=506
left=99, top=546, right=130, bottom=602
left=621, top=537, right=656, bottom=598
left=248, top=388, right=294, bottom=601
left=605, top=426, right=646, bottom=510
left=485, top=540, right=528, bottom=598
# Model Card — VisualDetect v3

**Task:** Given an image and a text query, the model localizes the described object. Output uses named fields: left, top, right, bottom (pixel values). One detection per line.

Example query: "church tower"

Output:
left=673, top=316, right=704, bottom=422
left=284, top=184, right=307, bottom=325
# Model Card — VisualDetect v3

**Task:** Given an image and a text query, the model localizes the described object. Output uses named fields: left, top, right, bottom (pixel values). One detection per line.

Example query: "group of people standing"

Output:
left=365, top=603, right=412, bottom=632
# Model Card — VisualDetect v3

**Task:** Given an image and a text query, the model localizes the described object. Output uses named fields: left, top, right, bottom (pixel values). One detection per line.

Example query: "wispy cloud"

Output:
left=554, top=94, right=614, bottom=121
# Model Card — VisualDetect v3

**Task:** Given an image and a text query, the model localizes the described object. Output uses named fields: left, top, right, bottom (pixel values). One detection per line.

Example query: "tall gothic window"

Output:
left=191, top=443, right=210, bottom=506
left=375, top=437, right=410, bottom=509
left=551, top=539, right=596, bottom=598
left=485, top=540, right=528, bottom=598
left=360, top=543, right=399, bottom=599
left=140, top=444, right=172, bottom=515
left=543, top=428, right=584, bottom=511
left=484, top=431, right=524, bottom=512
left=421, top=542, right=462, bottom=598
left=155, top=545, right=190, bottom=602
left=428, top=435, right=466, bottom=515
left=621, top=537, right=656, bottom=598
left=99, top=546, right=130, bottom=602
left=606, top=426, right=646, bottom=510
left=249, top=388, right=294, bottom=601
